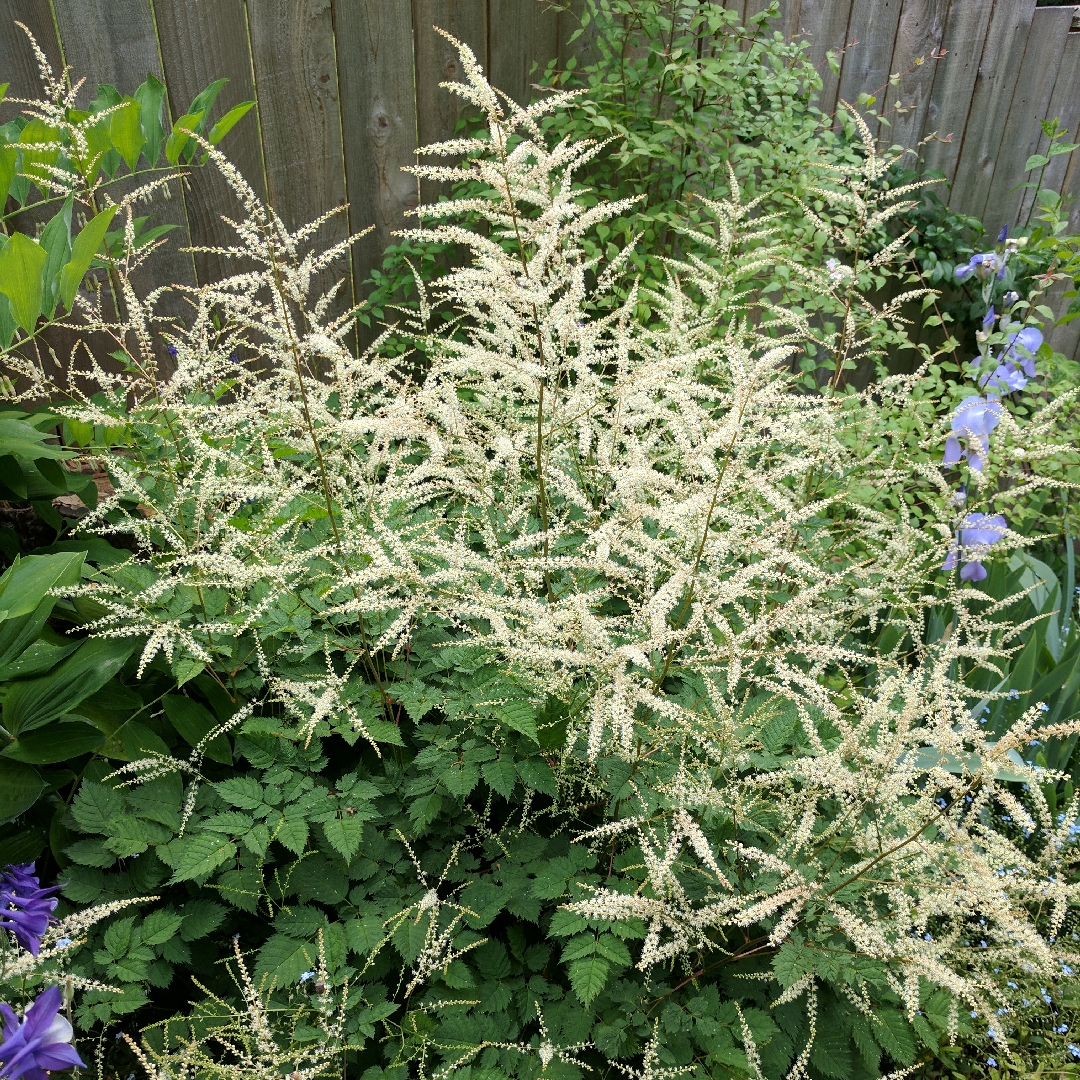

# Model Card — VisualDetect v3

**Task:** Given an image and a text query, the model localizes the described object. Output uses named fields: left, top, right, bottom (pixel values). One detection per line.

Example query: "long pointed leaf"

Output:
left=0, top=232, right=45, bottom=333
left=59, top=205, right=118, bottom=312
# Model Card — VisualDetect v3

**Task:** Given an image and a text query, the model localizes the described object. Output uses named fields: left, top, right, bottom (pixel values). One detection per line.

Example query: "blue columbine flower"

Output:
left=943, top=396, right=1003, bottom=473
left=0, top=864, right=59, bottom=957
left=0, top=985, right=85, bottom=1080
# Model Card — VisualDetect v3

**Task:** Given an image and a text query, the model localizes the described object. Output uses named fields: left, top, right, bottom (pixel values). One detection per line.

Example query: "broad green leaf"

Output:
left=320, top=816, right=363, bottom=863
left=255, top=932, right=316, bottom=988
left=1024, top=154, right=1050, bottom=171
left=0, top=144, right=15, bottom=204
left=109, top=98, right=144, bottom=171
left=164, top=833, right=237, bottom=883
left=0, top=758, right=44, bottom=822
left=165, top=111, right=205, bottom=166
left=134, top=74, right=166, bottom=166
left=101, top=814, right=152, bottom=857
left=186, top=79, right=228, bottom=129
left=140, top=909, right=184, bottom=946
left=214, top=775, right=263, bottom=809
left=59, top=205, right=118, bottom=312
left=71, top=780, right=124, bottom=834
left=179, top=899, right=226, bottom=941
left=39, top=196, right=73, bottom=317
left=0, top=550, right=83, bottom=623
left=0, top=232, right=45, bottom=333
left=0, top=638, right=79, bottom=681
left=482, top=757, right=517, bottom=798
left=494, top=699, right=537, bottom=741
left=2, top=636, right=136, bottom=736
left=345, top=914, right=385, bottom=955
left=516, top=757, right=557, bottom=796
left=273, top=810, right=309, bottom=854
left=568, top=955, right=609, bottom=1005
left=163, top=694, right=232, bottom=763
left=2, top=718, right=105, bottom=763
left=208, top=101, right=254, bottom=145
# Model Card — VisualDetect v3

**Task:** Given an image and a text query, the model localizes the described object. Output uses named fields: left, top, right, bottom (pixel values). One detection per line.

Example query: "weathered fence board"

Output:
left=948, top=0, right=1036, bottom=222
left=0, top=1, right=62, bottom=126
left=2, top=0, right=1079, bottom=364
left=334, top=1, right=420, bottom=296
left=917, top=0, right=995, bottom=184
left=836, top=0, right=904, bottom=137
left=983, top=6, right=1073, bottom=237
left=791, top=0, right=855, bottom=118
left=488, top=0, right=560, bottom=109
left=1016, top=14, right=1080, bottom=227
left=152, top=0, right=266, bottom=287
left=412, top=1, right=488, bottom=207
left=878, top=0, right=949, bottom=159
left=246, top=0, right=347, bottom=247
left=50, top=0, right=197, bottom=317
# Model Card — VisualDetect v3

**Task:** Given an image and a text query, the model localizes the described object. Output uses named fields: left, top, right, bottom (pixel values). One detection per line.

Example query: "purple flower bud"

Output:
left=998, top=224, right=1009, bottom=243
left=0, top=864, right=59, bottom=957
left=166, top=345, right=178, bottom=358
left=982, top=306, right=995, bottom=330
left=0, top=985, right=85, bottom=1080
left=1003, top=291, right=1019, bottom=308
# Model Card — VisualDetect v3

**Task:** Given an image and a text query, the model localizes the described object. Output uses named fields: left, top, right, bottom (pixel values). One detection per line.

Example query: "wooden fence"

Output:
left=0, top=0, right=1078, bottom=355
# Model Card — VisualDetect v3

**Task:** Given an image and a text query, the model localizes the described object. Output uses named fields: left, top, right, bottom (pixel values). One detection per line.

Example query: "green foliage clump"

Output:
left=2, top=13, right=1080, bottom=1080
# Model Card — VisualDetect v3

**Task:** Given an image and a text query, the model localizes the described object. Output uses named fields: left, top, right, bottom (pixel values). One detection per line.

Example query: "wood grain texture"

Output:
left=412, top=0, right=487, bottom=207
left=917, top=0, right=994, bottom=183
left=835, top=0, right=904, bottom=137
left=793, top=0, right=854, bottom=118
left=0, top=0, right=63, bottom=125
left=51, top=0, right=197, bottom=353
left=152, top=0, right=266, bottom=286
left=878, top=0, right=949, bottom=157
left=334, top=0, right=419, bottom=294
left=1017, top=24, right=1080, bottom=225
left=246, top=0, right=347, bottom=235
left=947, top=0, right=1035, bottom=220
left=488, top=0, right=560, bottom=108
left=982, top=6, right=1070, bottom=235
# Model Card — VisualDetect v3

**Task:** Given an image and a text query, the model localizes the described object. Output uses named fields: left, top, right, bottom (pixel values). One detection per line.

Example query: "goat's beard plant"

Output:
left=7, top=33, right=1080, bottom=1080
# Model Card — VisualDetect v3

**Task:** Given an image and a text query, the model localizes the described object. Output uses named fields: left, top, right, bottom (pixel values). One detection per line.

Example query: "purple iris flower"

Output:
left=983, top=363, right=1028, bottom=395
left=0, top=864, right=59, bottom=957
left=0, top=985, right=85, bottom=1080
left=944, top=512, right=1008, bottom=581
left=955, top=253, right=1005, bottom=282
left=1001, top=327, right=1042, bottom=378
left=943, top=396, right=1003, bottom=473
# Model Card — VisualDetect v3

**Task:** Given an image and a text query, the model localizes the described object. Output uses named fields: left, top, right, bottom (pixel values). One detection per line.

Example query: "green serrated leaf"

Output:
left=568, top=955, right=609, bottom=1005
left=165, top=834, right=236, bottom=883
